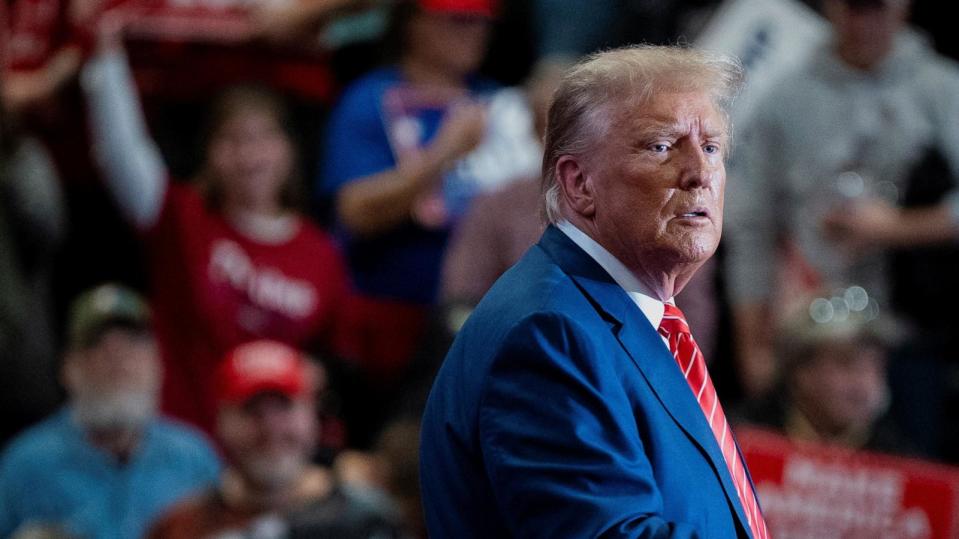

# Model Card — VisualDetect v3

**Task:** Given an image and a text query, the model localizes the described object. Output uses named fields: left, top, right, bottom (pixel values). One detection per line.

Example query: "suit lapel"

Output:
left=537, top=226, right=751, bottom=534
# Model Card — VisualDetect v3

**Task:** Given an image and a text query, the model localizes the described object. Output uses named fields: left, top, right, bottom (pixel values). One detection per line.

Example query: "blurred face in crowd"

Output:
left=207, top=105, right=294, bottom=213
left=407, top=10, right=490, bottom=80
left=825, top=0, right=909, bottom=71
left=218, top=392, right=317, bottom=492
left=792, top=340, right=889, bottom=436
left=64, top=327, right=161, bottom=431
left=567, top=90, right=727, bottom=287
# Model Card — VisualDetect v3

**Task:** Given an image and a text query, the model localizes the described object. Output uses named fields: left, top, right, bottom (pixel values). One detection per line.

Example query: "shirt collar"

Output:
left=556, top=220, right=671, bottom=330
left=64, top=405, right=156, bottom=465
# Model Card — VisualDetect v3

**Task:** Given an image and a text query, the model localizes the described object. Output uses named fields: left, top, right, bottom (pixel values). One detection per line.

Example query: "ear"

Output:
left=555, top=155, right=596, bottom=218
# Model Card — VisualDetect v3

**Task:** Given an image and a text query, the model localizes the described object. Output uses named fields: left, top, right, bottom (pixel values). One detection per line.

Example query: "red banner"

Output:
left=102, top=0, right=333, bottom=100
left=738, top=427, right=959, bottom=539
left=108, top=0, right=254, bottom=43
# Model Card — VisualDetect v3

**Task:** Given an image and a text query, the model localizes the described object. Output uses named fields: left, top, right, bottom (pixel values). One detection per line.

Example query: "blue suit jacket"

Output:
left=420, top=226, right=755, bottom=538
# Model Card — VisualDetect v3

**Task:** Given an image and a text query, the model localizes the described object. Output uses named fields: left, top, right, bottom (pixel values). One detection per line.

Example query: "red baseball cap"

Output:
left=418, top=0, right=497, bottom=17
left=216, top=340, right=313, bottom=405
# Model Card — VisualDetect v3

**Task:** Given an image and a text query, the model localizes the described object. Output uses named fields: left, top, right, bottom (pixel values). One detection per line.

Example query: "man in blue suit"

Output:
left=421, top=46, right=768, bottom=538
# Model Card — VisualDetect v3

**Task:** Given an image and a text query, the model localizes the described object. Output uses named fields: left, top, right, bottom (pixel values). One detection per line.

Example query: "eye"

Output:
left=650, top=143, right=670, bottom=153
left=703, top=143, right=721, bottom=155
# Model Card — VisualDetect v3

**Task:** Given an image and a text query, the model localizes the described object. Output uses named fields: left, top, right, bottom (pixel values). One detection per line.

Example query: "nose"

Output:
left=249, top=397, right=295, bottom=434
left=677, top=143, right=714, bottom=191
left=235, top=136, right=265, bottom=161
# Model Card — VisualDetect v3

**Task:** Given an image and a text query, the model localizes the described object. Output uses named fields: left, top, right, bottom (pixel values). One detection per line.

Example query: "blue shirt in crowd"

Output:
left=0, top=408, right=221, bottom=539
left=320, top=66, right=498, bottom=304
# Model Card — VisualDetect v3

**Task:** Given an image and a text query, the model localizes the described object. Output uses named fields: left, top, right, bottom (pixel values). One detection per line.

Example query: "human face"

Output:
left=795, top=342, right=888, bottom=434
left=217, top=393, right=316, bottom=492
left=585, top=91, right=728, bottom=278
left=66, top=327, right=161, bottom=429
left=207, top=108, right=293, bottom=213
left=407, top=11, right=490, bottom=79
left=825, top=0, right=908, bottom=71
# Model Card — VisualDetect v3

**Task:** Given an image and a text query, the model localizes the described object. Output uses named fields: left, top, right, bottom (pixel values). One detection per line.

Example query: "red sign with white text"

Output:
left=109, top=0, right=253, bottom=43
left=738, top=427, right=959, bottom=539
left=102, top=0, right=333, bottom=100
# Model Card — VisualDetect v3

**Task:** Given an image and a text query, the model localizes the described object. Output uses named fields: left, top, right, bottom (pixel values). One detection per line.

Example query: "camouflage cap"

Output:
left=67, top=284, right=152, bottom=350
left=776, top=287, right=907, bottom=373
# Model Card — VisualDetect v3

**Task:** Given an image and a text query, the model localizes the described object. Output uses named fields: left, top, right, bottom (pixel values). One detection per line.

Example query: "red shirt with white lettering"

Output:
left=146, top=183, right=351, bottom=434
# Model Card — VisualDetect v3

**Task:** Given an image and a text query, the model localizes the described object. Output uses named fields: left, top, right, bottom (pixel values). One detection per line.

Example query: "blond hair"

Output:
left=541, top=45, right=745, bottom=223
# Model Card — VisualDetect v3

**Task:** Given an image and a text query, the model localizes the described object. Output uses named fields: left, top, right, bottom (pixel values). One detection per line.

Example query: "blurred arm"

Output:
left=336, top=148, right=454, bottom=237
left=822, top=197, right=959, bottom=248
left=251, top=0, right=365, bottom=39
left=81, top=43, right=167, bottom=229
left=336, top=102, right=486, bottom=237
left=2, top=46, right=82, bottom=114
left=834, top=67, right=959, bottom=247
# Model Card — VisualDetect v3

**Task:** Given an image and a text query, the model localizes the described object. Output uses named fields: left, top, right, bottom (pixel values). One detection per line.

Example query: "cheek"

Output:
left=218, top=413, right=255, bottom=450
left=83, top=356, right=119, bottom=389
left=848, top=367, right=883, bottom=399
left=824, top=371, right=861, bottom=404
left=291, top=407, right=317, bottom=443
left=438, top=26, right=487, bottom=66
left=268, top=140, right=293, bottom=173
left=125, top=355, right=160, bottom=388
left=459, top=26, right=488, bottom=53
left=710, top=165, right=726, bottom=196
left=208, top=143, right=235, bottom=174
left=608, top=181, right=659, bottom=217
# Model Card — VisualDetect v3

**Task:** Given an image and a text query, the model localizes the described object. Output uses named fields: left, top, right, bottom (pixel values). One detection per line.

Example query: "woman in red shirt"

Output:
left=82, top=32, right=353, bottom=435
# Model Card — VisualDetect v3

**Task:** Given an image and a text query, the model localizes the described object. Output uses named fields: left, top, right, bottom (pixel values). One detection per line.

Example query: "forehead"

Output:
left=235, top=392, right=310, bottom=414
left=87, top=325, right=154, bottom=349
left=219, top=109, right=280, bottom=129
left=813, top=339, right=884, bottom=362
left=614, top=90, right=727, bottom=135
left=421, top=10, right=490, bottom=25
left=833, top=0, right=906, bottom=12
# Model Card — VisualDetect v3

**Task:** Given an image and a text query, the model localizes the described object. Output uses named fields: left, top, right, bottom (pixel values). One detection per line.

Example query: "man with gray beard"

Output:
left=0, top=284, right=221, bottom=539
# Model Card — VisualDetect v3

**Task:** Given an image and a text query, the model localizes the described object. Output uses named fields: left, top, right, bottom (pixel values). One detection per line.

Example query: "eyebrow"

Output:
left=635, top=122, right=727, bottom=141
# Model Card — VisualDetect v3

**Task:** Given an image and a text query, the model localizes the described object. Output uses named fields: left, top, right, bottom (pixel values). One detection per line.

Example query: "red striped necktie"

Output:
left=658, top=303, right=770, bottom=539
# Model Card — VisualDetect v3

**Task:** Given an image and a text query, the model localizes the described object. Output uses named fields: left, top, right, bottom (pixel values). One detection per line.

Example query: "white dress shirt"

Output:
left=557, top=221, right=672, bottom=344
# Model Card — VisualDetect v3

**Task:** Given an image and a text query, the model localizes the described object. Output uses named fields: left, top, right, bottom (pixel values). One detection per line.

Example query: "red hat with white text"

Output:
left=216, top=340, right=313, bottom=405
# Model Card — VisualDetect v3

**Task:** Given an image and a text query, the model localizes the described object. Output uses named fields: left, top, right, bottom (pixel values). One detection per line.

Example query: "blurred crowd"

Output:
left=2, top=0, right=959, bottom=536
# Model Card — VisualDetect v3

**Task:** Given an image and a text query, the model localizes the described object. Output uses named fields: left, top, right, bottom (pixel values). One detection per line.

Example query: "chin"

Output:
left=72, top=391, right=158, bottom=431
left=242, top=453, right=306, bottom=490
left=672, top=239, right=719, bottom=266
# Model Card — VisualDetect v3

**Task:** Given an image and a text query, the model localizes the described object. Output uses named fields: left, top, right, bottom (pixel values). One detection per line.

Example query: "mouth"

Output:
left=675, top=207, right=710, bottom=219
